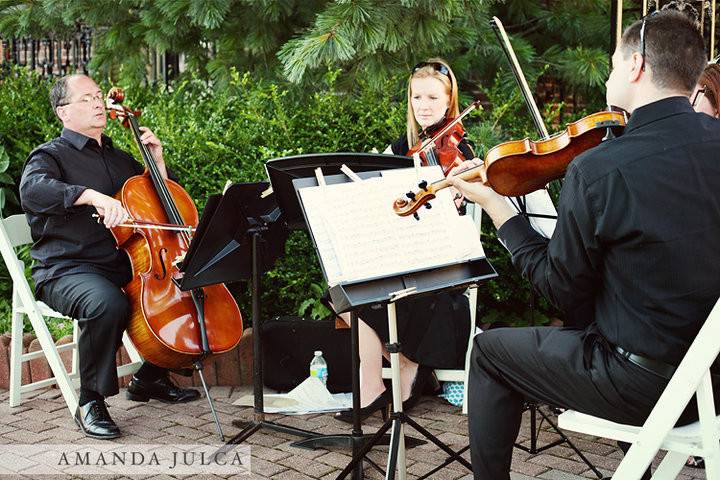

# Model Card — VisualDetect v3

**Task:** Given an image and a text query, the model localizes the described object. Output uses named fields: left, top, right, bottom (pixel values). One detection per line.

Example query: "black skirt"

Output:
left=359, top=291, right=471, bottom=369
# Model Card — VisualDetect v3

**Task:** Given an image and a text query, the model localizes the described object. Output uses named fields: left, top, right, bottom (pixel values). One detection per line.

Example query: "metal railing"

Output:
left=1, top=25, right=181, bottom=85
left=0, top=26, right=93, bottom=78
left=612, top=0, right=717, bottom=61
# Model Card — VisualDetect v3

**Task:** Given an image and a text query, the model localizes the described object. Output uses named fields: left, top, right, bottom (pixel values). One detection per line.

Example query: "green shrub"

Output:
left=0, top=67, right=604, bottom=333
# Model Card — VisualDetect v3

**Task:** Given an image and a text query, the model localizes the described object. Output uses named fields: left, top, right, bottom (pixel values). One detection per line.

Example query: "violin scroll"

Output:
left=393, top=188, right=437, bottom=217
left=393, top=165, right=483, bottom=217
left=107, top=86, right=125, bottom=104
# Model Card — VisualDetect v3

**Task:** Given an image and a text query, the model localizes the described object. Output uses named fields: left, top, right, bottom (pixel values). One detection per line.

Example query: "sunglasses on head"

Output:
left=412, top=62, right=451, bottom=78
left=691, top=86, right=707, bottom=107
left=639, top=11, right=659, bottom=71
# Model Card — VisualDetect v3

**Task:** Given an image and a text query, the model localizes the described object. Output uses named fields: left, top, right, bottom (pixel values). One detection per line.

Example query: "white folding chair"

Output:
left=382, top=203, right=483, bottom=414
left=0, top=214, right=143, bottom=416
left=430, top=286, right=477, bottom=414
left=558, top=297, right=720, bottom=479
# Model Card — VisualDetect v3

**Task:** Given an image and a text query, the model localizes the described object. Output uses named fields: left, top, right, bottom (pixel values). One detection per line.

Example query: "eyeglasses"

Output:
left=639, top=11, right=659, bottom=72
left=691, top=87, right=707, bottom=107
left=412, top=62, right=451, bottom=78
left=58, top=93, right=104, bottom=107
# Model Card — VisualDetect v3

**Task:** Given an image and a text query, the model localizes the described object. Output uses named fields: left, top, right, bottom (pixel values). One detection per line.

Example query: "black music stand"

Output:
left=179, top=182, right=286, bottom=290
left=164, top=182, right=284, bottom=442
left=180, top=182, right=329, bottom=447
left=266, top=152, right=416, bottom=229
left=264, top=154, right=430, bottom=479
left=291, top=167, right=497, bottom=479
left=206, top=155, right=424, bottom=480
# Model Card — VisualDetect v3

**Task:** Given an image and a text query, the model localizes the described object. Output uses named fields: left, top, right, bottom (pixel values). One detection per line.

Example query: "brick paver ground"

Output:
left=0, top=386, right=707, bottom=479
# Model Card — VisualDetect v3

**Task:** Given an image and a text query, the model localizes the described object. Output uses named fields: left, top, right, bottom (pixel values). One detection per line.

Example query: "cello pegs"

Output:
left=413, top=212, right=420, bottom=221
left=406, top=191, right=416, bottom=200
left=418, top=180, right=428, bottom=191
left=424, top=203, right=432, bottom=209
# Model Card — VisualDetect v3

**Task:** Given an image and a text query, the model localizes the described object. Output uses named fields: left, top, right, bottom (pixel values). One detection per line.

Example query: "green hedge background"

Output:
left=0, top=66, right=575, bottom=336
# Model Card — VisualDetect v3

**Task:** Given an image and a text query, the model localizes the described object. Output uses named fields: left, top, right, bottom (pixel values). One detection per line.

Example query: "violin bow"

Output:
left=490, top=16, right=561, bottom=212
left=491, top=16, right=549, bottom=140
left=91, top=214, right=196, bottom=235
left=416, top=100, right=482, bottom=154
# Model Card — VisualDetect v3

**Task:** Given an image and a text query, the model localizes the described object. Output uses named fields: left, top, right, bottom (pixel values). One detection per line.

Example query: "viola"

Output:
left=484, top=110, right=626, bottom=196
left=392, top=110, right=626, bottom=217
left=483, top=16, right=627, bottom=197
left=407, top=101, right=481, bottom=176
left=105, top=87, right=243, bottom=370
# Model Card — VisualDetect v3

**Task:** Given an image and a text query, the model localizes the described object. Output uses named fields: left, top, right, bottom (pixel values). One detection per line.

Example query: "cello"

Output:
left=105, top=87, right=243, bottom=440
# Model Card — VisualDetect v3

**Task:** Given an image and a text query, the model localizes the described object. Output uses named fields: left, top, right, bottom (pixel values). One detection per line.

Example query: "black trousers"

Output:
left=39, top=272, right=158, bottom=397
left=467, top=326, right=714, bottom=480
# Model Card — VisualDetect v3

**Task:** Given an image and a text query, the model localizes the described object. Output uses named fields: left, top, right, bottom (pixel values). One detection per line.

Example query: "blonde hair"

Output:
left=406, top=58, right=460, bottom=147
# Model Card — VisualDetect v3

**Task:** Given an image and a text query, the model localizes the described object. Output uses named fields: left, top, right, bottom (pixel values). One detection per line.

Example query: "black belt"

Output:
left=614, top=346, right=676, bottom=379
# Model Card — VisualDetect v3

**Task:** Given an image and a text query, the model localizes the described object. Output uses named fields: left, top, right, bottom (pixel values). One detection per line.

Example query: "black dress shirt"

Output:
left=20, top=128, right=146, bottom=290
left=497, top=97, right=720, bottom=366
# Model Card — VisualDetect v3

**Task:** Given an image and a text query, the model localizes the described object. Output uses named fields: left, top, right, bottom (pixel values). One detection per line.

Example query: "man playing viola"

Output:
left=449, top=11, right=720, bottom=480
left=20, top=74, right=200, bottom=440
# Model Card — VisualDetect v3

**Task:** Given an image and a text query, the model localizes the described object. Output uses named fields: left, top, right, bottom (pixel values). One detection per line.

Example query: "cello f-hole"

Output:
left=155, top=248, right=169, bottom=280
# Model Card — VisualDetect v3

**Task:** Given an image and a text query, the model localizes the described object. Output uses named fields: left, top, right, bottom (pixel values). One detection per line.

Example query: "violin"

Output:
left=407, top=101, right=481, bottom=176
left=104, top=87, right=243, bottom=373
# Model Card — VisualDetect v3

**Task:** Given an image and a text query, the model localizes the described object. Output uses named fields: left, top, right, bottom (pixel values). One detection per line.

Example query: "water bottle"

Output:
left=309, top=350, right=328, bottom=386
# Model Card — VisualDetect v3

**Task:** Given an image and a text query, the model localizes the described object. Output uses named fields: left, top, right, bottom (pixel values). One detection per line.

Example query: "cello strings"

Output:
left=128, top=114, right=192, bottom=246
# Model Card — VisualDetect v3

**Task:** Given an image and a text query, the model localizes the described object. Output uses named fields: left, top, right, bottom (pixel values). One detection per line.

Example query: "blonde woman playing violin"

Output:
left=335, top=59, right=473, bottom=423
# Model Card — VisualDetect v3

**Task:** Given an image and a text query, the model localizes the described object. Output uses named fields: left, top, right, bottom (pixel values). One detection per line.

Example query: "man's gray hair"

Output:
left=49, top=74, right=84, bottom=116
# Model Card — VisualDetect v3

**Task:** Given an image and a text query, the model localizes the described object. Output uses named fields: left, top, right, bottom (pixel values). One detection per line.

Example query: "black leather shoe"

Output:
left=126, top=374, right=201, bottom=404
left=74, top=400, right=121, bottom=439
left=334, top=391, right=390, bottom=424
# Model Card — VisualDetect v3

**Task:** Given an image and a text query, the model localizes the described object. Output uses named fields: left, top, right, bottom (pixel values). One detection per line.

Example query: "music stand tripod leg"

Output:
left=386, top=300, right=407, bottom=480
left=223, top=230, right=326, bottom=447
left=335, top=301, right=406, bottom=480
left=338, top=290, right=470, bottom=478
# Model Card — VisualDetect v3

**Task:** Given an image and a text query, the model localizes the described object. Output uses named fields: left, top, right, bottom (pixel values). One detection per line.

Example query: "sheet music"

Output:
left=299, top=166, right=486, bottom=286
